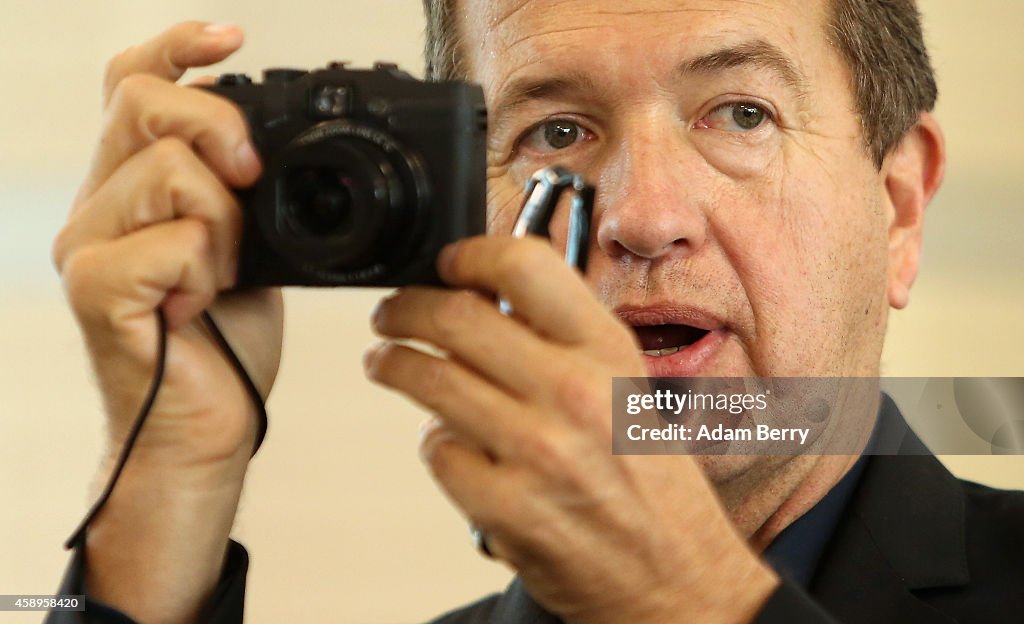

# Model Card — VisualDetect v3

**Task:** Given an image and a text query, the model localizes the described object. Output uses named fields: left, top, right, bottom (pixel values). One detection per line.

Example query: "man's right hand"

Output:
left=51, top=22, right=283, bottom=624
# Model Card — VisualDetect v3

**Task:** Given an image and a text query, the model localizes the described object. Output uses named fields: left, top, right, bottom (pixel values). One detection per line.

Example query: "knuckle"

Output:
left=60, top=246, right=102, bottom=313
left=160, top=218, right=214, bottom=273
left=363, top=342, right=391, bottom=382
left=496, top=238, right=551, bottom=283
left=178, top=218, right=212, bottom=257
left=493, top=244, right=524, bottom=281
left=418, top=357, right=456, bottom=406
left=172, top=20, right=206, bottom=37
left=523, top=429, right=594, bottom=496
left=103, top=47, right=136, bottom=97
left=149, top=136, right=193, bottom=172
left=151, top=140, right=199, bottom=211
left=475, top=511, right=508, bottom=539
left=51, top=224, right=78, bottom=273
left=522, top=234, right=557, bottom=260
left=207, top=99, right=248, bottom=134
left=189, top=100, right=253, bottom=173
left=109, top=78, right=165, bottom=143
left=553, top=366, right=605, bottom=423
left=109, top=73, right=155, bottom=114
left=517, top=425, right=573, bottom=477
left=419, top=425, right=455, bottom=476
left=190, top=93, right=249, bottom=145
left=432, top=290, right=481, bottom=336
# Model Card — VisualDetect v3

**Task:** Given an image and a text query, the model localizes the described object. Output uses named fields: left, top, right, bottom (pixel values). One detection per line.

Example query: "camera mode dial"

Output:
left=216, top=73, right=252, bottom=86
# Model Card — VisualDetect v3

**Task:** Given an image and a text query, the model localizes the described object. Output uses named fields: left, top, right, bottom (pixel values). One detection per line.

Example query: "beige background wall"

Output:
left=1, top=1, right=1022, bottom=622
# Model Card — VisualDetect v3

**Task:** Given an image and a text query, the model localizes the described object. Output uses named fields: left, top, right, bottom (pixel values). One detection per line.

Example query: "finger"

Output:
left=61, top=218, right=221, bottom=332
left=364, top=341, right=534, bottom=459
left=80, top=75, right=260, bottom=201
left=186, top=74, right=218, bottom=87
left=418, top=423, right=511, bottom=533
left=419, top=423, right=575, bottom=566
left=438, top=236, right=630, bottom=347
left=371, top=288, right=564, bottom=399
left=103, top=21, right=243, bottom=105
left=55, top=137, right=243, bottom=289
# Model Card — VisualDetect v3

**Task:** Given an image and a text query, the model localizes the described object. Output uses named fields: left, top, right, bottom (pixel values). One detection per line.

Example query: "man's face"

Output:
left=463, top=0, right=893, bottom=380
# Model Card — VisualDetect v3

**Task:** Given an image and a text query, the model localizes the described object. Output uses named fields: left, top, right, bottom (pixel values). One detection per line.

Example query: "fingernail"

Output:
left=235, top=141, right=260, bottom=182
left=204, top=23, right=238, bottom=35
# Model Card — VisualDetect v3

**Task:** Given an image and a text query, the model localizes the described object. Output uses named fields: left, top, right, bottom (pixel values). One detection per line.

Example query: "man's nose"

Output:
left=595, top=130, right=708, bottom=262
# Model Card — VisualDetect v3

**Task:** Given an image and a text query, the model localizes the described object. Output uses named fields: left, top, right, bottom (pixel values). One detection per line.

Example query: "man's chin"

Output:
left=693, top=454, right=762, bottom=485
left=692, top=454, right=796, bottom=490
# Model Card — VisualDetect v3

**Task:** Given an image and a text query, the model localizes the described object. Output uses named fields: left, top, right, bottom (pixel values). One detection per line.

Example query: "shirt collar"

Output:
left=761, top=452, right=869, bottom=586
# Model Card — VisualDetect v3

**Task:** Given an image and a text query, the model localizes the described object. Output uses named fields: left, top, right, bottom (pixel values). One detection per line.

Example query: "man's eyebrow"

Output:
left=489, top=39, right=808, bottom=127
left=679, top=39, right=809, bottom=99
left=490, top=70, right=599, bottom=128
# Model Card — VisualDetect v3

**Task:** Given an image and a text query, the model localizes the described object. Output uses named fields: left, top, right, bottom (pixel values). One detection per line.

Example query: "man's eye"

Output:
left=520, top=118, right=591, bottom=153
left=697, top=102, right=772, bottom=132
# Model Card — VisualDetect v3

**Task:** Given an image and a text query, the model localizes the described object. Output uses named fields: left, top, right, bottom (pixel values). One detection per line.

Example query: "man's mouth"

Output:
left=633, top=324, right=711, bottom=357
left=616, top=305, right=728, bottom=376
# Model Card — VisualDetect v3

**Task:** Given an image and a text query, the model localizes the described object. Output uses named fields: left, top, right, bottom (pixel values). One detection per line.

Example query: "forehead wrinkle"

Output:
left=543, top=0, right=781, bottom=18
left=503, top=24, right=606, bottom=54
left=476, top=1, right=827, bottom=129
left=680, top=39, right=811, bottom=106
left=585, top=7, right=723, bottom=16
left=486, top=0, right=754, bottom=49
left=487, top=0, right=533, bottom=29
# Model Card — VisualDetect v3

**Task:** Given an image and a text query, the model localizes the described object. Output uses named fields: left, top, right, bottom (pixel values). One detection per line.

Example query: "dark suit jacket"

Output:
left=429, top=401, right=1024, bottom=623
left=50, top=398, right=1024, bottom=623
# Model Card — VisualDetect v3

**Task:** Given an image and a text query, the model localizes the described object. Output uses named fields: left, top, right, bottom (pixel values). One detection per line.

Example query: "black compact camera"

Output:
left=203, top=62, right=487, bottom=287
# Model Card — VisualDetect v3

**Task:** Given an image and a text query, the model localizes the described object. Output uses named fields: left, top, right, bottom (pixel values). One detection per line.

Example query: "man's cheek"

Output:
left=693, top=131, right=784, bottom=182
left=485, top=173, right=523, bottom=234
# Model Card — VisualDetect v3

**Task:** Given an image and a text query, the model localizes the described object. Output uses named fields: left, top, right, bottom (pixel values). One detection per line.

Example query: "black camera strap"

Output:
left=63, top=311, right=267, bottom=550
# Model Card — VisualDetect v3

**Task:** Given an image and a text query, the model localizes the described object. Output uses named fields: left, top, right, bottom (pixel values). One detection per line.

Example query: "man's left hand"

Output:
left=364, top=235, right=778, bottom=624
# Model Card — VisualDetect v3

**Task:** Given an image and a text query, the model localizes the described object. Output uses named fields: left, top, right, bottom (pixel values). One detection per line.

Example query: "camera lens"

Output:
left=266, top=125, right=429, bottom=277
left=285, top=167, right=354, bottom=236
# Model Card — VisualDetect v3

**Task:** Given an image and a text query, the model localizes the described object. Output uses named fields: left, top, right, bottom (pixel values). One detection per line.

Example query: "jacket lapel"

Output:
left=486, top=396, right=970, bottom=623
left=811, top=396, right=969, bottom=622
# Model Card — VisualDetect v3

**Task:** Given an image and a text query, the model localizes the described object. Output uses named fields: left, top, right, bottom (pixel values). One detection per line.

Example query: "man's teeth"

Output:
left=642, top=346, right=680, bottom=357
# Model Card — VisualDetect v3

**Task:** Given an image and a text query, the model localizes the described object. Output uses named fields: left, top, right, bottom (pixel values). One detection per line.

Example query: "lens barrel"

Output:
left=259, top=121, right=430, bottom=278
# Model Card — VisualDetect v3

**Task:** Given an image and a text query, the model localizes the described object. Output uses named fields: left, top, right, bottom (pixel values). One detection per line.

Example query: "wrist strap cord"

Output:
left=63, top=309, right=268, bottom=550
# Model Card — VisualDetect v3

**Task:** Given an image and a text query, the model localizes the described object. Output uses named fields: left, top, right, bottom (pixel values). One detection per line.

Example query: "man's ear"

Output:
left=883, top=112, right=946, bottom=310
